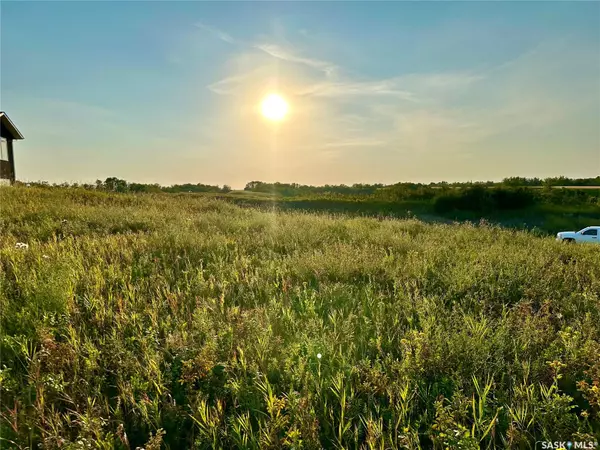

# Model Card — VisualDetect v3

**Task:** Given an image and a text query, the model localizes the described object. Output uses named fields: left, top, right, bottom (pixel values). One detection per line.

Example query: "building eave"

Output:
left=0, top=112, right=25, bottom=140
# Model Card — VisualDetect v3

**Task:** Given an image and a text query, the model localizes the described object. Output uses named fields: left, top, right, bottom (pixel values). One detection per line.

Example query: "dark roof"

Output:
left=0, top=112, right=24, bottom=140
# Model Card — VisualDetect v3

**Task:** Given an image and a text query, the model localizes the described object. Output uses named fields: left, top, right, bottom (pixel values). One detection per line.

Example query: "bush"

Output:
left=434, top=187, right=538, bottom=213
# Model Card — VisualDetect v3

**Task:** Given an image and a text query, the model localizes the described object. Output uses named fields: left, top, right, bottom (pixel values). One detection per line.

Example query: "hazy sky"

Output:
left=1, top=1, right=599, bottom=188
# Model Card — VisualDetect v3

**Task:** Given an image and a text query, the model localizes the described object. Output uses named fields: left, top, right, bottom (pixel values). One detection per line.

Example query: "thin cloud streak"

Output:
left=207, top=73, right=256, bottom=95
left=196, top=22, right=485, bottom=103
left=196, top=21, right=339, bottom=78
left=254, top=43, right=338, bottom=78
left=295, top=79, right=419, bottom=100
left=194, top=22, right=238, bottom=45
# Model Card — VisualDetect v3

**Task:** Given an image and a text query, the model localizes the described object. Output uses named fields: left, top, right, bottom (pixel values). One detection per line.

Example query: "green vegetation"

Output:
left=17, top=177, right=600, bottom=235
left=1, top=186, right=599, bottom=449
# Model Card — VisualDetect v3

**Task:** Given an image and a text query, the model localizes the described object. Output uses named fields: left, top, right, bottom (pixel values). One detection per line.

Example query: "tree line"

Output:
left=18, top=175, right=599, bottom=194
left=243, top=176, right=600, bottom=197
left=16, top=176, right=600, bottom=213
left=501, top=176, right=600, bottom=187
left=19, top=177, right=232, bottom=194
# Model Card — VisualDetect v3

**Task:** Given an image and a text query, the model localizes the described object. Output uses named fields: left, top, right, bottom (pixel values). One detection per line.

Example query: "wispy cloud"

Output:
left=196, top=22, right=495, bottom=159
left=197, top=22, right=486, bottom=105
left=198, top=22, right=483, bottom=102
left=254, top=43, right=338, bottom=78
left=295, top=79, right=419, bottom=100
left=196, top=21, right=338, bottom=78
left=192, top=20, right=598, bottom=179
left=195, top=22, right=238, bottom=45
left=207, top=72, right=256, bottom=95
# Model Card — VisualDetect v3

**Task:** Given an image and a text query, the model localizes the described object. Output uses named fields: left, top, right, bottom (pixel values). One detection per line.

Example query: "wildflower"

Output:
left=42, top=254, right=50, bottom=259
left=556, top=312, right=563, bottom=319
left=15, top=242, right=29, bottom=250
left=117, top=423, right=130, bottom=447
left=61, top=219, right=68, bottom=225
left=317, top=353, right=322, bottom=359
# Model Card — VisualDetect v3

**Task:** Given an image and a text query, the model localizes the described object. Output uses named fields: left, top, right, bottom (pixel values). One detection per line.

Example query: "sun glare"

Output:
left=261, top=94, right=289, bottom=121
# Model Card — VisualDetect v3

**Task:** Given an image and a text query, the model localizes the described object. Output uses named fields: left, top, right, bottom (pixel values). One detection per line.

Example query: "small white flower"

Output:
left=15, top=242, right=29, bottom=250
left=42, top=254, right=50, bottom=259
left=317, top=353, right=322, bottom=359
left=556, top=313, right=563, bottom=319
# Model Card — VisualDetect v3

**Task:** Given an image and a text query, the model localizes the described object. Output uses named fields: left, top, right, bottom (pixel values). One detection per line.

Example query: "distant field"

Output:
left=229, top=190, right=275, bottom=196
left=1, top=187, right=599, bottom=449
left=214, top=192, right=600, bottom=235
left=431, top=185, right=600, bottom=190
left=531, top=185, right=600, bottom=189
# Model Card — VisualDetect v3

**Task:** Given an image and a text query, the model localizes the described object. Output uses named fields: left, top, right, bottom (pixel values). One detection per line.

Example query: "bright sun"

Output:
left=261, top=94, right=289, bottom=121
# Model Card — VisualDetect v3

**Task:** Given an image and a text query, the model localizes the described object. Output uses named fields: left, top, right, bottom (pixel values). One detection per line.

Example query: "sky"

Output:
left=1, top=1, right=599, bottom=188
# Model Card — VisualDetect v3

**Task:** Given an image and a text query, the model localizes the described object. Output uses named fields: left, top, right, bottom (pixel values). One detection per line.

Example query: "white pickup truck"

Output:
left=556, top=226, right=600, bottom=244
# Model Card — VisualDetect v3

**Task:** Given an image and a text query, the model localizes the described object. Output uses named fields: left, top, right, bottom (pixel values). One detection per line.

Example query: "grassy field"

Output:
left=1, top=187, right=599, bottom=449
left=208, top=193, right=599, bottom=236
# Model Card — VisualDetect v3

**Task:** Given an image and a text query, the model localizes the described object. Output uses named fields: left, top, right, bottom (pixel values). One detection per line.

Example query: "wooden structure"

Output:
left=0, top=112, right=24, bottom=185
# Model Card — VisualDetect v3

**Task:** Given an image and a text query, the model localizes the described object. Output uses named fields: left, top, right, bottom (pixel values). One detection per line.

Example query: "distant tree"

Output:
left=244, top=181, right=262, bottom=191
left=129, top=183, right=148, bottom=193
left=104, top=177, right=128, bottom=193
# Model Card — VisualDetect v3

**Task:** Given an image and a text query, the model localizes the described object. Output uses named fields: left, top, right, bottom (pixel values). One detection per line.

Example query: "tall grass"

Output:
left=1, top=187, right=599, bottom=449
